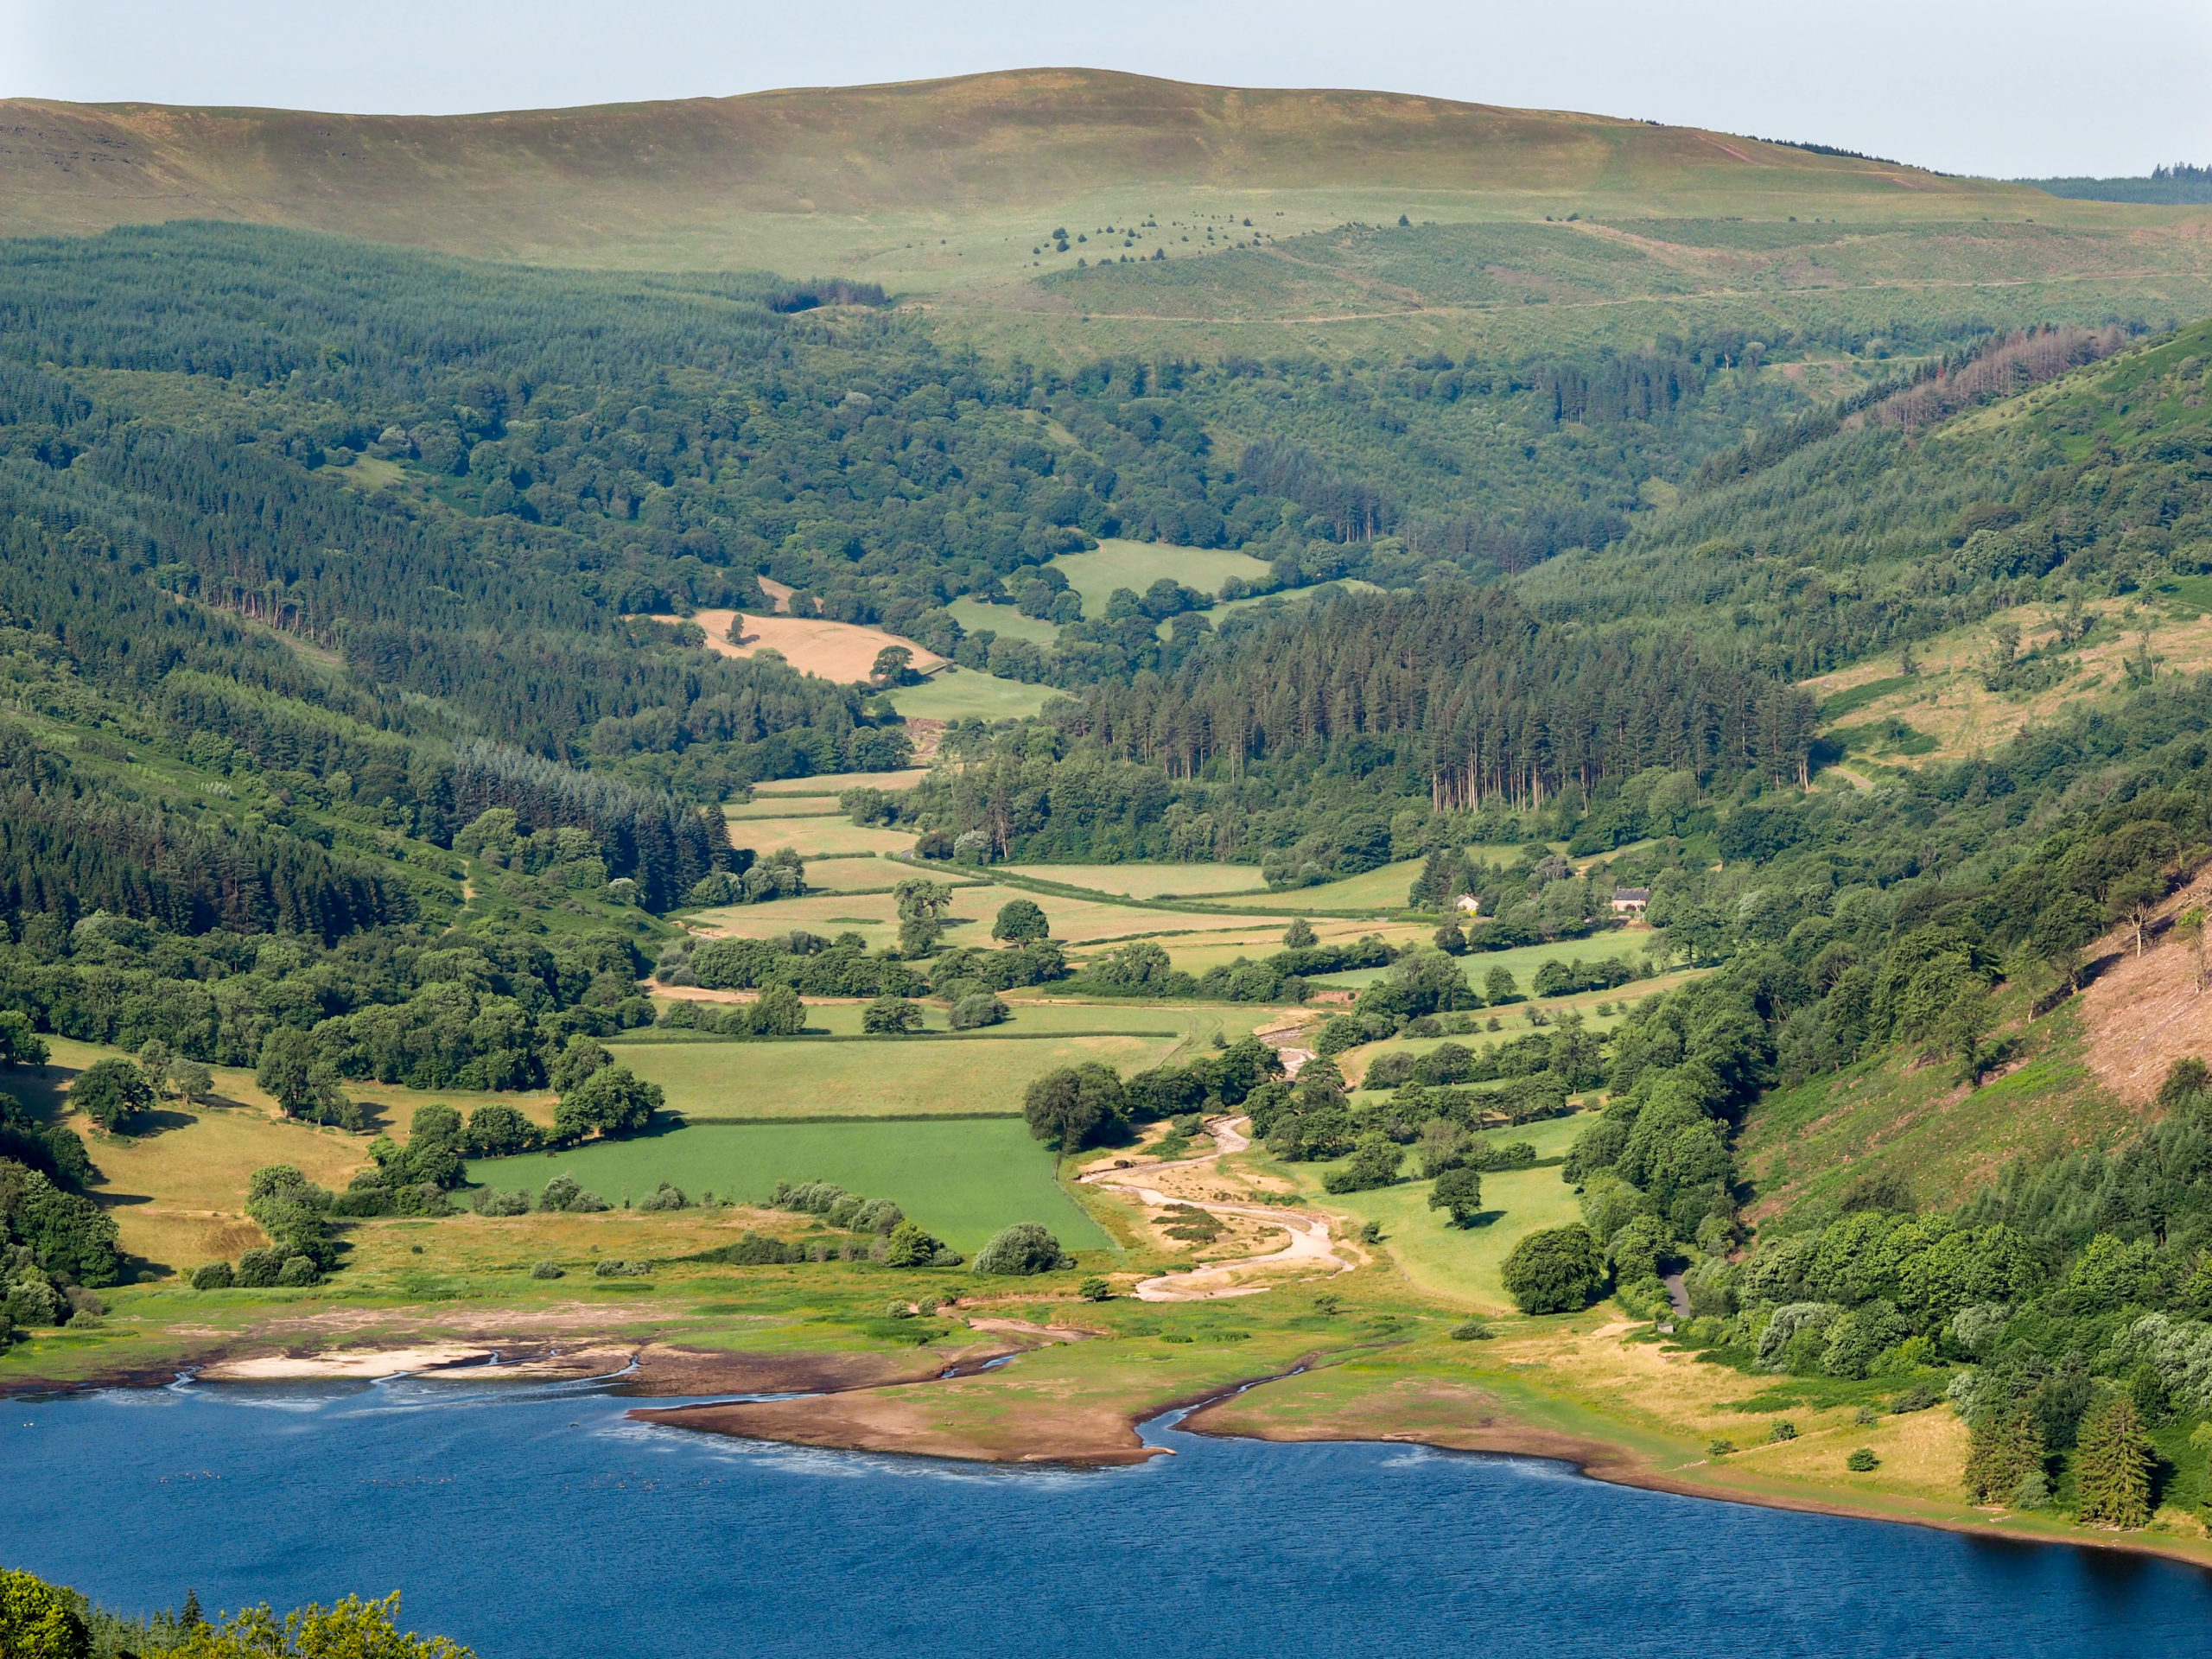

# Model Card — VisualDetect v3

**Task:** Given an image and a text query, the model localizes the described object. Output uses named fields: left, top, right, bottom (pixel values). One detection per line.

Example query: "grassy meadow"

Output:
left=468, top=1117, right=1108, bottom=1253
left=1049, top=540, right=1274, bottom=608
left=1288, top=1110, right=1590, bottom=1310
left=996, top=862, right=1271, bottom=899
left=721, top=813, right=918, bottom=858
left=753, top=769, right=931, bottom=796
left=887, top=667, right=1059, bottom=722
left=607, top=1029, right=1186, bottom=1120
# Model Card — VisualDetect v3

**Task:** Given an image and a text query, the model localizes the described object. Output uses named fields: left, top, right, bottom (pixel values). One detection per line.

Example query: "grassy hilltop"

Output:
left=0, top=68, right=2190, bottom=290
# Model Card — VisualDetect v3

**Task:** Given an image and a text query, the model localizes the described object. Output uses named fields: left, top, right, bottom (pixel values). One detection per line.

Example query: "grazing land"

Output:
left=887, top=668, right=1059, bottom=721
left=468, top=1118, right=1107, bottom=1252
left=1285, top=1112, right=1590, bottom=1308
left=721, top=814, right=919, bottom=859
left=753, top=769, right=931, bottom=796
left=997, top=862, right=1272, bottom=899
left=607, top=1031, right=1188, bottom=1119
left=1048, top=540, right=1275, bottom=610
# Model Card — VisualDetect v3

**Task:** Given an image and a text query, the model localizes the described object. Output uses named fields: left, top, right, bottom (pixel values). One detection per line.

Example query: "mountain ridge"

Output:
left=0, top=67, right=2111, bottom=278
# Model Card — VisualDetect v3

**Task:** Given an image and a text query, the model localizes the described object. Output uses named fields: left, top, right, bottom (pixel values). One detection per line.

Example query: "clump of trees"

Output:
left=975, top=1223, right=1071, bottom=1275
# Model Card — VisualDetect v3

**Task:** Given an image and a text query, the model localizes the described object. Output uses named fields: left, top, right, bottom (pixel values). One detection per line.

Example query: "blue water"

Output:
left=6, top=1372, right=2208, bottom=1657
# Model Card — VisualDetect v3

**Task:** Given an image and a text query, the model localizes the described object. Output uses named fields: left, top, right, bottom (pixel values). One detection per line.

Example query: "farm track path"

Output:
left=1076, top=1115, right=1351, bottom=1302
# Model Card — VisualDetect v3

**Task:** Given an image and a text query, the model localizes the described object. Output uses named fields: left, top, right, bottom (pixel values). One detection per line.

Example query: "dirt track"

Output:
left=1077, top=1116, right=1351, bottom=1301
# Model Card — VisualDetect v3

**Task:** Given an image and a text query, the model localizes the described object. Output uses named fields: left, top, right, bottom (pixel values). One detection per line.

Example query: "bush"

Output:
left=1078, top=1275, right=1111, bottom=1301
left=1499, top=1223, right=1607, bottom=1314
left=473, top=1186, right=531, bottom=1217
left=747, top=982, right=807, bottom=1036
left=636, top=1182, right=688, bottom=1211
left=948, top=992, right=1008, bottom=1030
left=1846, top=1447, right=1879, bottom=1471
left=540, top=1175, right=610, bottom=1213
left=529, top=1260, right=565, bottom=1280
left=594, top=1259, right=651, bottom=1278
left=1449, top=1319, right=1492, bottom=1340
left=1322, top=1135, right=1403, bottom=1193
left=233, top=1247, right=284, bottom=1287
left=884, top=1220, right=945, bottom=1267
left=276, top=1255, right=320, bottom=1287
left=975, top=1223, right=1071, bottom=1275
left=189, top=1262, right=234, bottom=1290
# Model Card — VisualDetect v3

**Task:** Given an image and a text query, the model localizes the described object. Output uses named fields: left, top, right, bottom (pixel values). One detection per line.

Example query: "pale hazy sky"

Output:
left=2, top=0, right=2205, bottom=180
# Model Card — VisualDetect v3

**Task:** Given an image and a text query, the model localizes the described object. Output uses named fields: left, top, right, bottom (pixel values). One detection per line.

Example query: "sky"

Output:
left=2, top=0, right=2207, bottom=180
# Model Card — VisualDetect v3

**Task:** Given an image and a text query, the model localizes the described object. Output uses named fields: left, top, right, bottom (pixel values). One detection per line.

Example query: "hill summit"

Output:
left=0, top=67, right=2059, bottom=274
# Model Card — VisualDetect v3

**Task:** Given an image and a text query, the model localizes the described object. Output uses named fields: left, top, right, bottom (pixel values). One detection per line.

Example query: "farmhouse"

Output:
left=1611, top=887, right=1650, bottom=915
left=1452, top=893, right=1481, bottom=915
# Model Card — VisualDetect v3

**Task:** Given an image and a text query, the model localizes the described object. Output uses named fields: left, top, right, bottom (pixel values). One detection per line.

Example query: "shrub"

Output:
left=233, top=1247, right=284, bottom=1287
left=636, top=1182, right=688, bottom=1212
left=748, top=982, right=807, bottom=1036
left=948, top=992, right=1008, bottom=1030
left=594, top=1259, right=651, bottom=1278
left=530, top=1260, right=565, bottom=1280
left=276, top=1255, right=319, bottom=1287
left=1769, top=1420, right=1798, bottom=1443
left=189, top=1262, right=234, bottom=1290
left=1499, top=1223, right=1606, bottom=1314
left=884, top=1220, right=945, bottom=1267
left=540, top=1175, right=610, bottom=1213
left=473, top=1186, right=531, bottom=1217
left=1322, top=1135, right=1403, bottom=1193
left=1846, top=1447, right=1879, bottom=1472
left=1078, top=1275, right=1111, bottom=1301
left=975, top=1223, right=1070, bottom=1275
left=1449, top=1320, right=1492, bottom=1340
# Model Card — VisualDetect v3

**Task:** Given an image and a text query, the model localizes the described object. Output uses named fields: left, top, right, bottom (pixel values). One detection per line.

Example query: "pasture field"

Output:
left=753, top=769, right=931, bottom=796
left=725, top=799, right=843, bottom=822
left=887, top=668, right=1058, bottom=722
left=997, top=862, right=1270, bottom=899
left=468, top=1117, right=1109, bottom=1253
left=795, top=855, right=970, bottom=893
left=722, top=813, right=917, bottom=858
left=941, top=891, right=1287, bottom=951
left=644, top=993, right=1225, bottom=1047
left=1155, top=918, right=1433, bottom=974
left=1287, top=1111, right=1589, bottom=1310
left=607, top=1029, right=1186, bottom=1119
left=1308, top=933, right=1659, bottom=994
left=1047, top=540, right=1274, bottom=609
left=944, top=598, right=1059, bottom=646
left=1227, top=857, right=1428, bottom=912
left=690, top=890, right=904, bottom=948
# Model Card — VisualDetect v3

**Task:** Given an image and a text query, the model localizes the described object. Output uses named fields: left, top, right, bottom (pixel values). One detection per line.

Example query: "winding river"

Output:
left=7, top=1370, right=2209, bottom=1656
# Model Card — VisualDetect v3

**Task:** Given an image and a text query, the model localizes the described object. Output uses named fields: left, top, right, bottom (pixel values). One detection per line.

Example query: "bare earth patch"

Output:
left=672, top=608, right=944, bottom=683
left=2079, top=869, right=2212, bottom=1105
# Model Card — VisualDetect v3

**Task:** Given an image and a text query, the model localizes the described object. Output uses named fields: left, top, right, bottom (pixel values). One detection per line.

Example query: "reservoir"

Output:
left=7, top=1372, right=2207, bottom=1656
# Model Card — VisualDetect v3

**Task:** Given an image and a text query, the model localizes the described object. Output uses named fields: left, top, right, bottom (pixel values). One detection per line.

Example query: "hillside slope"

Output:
left=0, top=67, right=2155, bottom=289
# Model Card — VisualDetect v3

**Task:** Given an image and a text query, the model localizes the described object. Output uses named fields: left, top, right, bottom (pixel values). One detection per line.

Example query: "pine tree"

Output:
left=1963, top=1401, right=2046, bottom=1505
left=2073, top=1395, right=2155, bottom=1529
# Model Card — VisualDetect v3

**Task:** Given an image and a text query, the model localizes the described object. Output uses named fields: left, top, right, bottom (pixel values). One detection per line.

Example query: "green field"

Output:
left=996, top=861, right=1271, bottom=899
left=887, top=668, right=1058, bottom=721
left=753, top=769, right=931, bottom=796
left=1230, top=857, right=1427, bottom=912
left=1310, top=932, right=1656, bottom=991
left=722, top=813, right=918, bottom=858
left=944, top=598, right=1060, bottom=646
left=607, top=1027, right=1185, bottom=1117
left=1291, top=1111, right=1589, bottom=1309
left=1048, top=540, right=1274, bottom=609
left=468, top=1118, right=1109, bottom=1254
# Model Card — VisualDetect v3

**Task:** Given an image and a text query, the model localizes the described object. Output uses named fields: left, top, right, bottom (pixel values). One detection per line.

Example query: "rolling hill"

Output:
left=0, top=67, right=2191, bottom=304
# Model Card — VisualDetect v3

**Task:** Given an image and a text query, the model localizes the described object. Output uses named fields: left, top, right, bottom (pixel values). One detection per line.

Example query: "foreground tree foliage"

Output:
left=0, top=1568, right=472, bottom=1659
